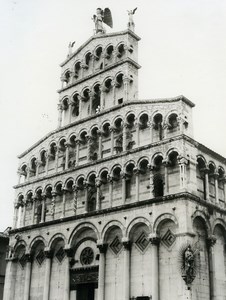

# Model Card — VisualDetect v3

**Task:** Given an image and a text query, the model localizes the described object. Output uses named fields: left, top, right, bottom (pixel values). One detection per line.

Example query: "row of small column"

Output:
left=200, top=168, right=226, bottom=203
left=61, top=47, right=133, bottom=88
left=58, top=77, right=132, bottom=127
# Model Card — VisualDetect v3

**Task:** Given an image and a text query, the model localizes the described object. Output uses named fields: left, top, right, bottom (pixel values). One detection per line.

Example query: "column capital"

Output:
left=25, top=252, right=32, bottom=263
left=133, top=167, right=140, bottom=176
left=122, top=237, right=131, bottom=250
left=148, top=164, right=155, bottom=171
left=44, top=247, right=53, bottom=259
left=162, top=159, right=170, bottom=167
left=177, top=155, right=189, bottom=165
left=149, top=233, right=160, bottom=245
left=206, top=235, right=217, bottom=248
left=97, top=241, right=108, bottom=253
left=107, top=174, right=113, bottom=183
left=64, top=245, right=73, bottom=257
left=95, top=178, right=102, bottom=188
left=200, top=167, right=210, bottom=174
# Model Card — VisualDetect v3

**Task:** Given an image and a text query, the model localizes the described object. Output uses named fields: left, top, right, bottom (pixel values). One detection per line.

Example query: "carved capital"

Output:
left=206, top=235, right=216, bottom=248
left=97, top=243, right=108, bottom=254
left=64, top=245, right=73, bottom=258
left=122, top=238, right=131, bottom=250
left=44, top=248, right=53, bottom=259
left=149, top=233, right=160, bottom=245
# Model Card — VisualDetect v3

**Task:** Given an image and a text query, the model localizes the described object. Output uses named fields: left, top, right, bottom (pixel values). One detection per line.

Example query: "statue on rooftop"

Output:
left=127, top=7, right=137, bottom=31
left=93, top=8, right=113, bottom=34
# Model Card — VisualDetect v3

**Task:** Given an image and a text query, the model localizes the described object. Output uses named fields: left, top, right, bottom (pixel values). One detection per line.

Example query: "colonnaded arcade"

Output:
left=3, top=8, right=226, bottom=300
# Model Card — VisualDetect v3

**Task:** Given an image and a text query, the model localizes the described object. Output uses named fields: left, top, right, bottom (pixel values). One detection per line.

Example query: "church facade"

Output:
left=3, top=10, right=226, bottom=300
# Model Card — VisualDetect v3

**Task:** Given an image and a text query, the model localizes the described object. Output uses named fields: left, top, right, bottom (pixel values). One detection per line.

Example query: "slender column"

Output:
left=17, top=169, right=22, bottom=184
left=178, top=156, right=189, bottom=190
left=122, top=122, right=127, bottom=151
left=43, top=248, right=53, bottom=300
left=163, top=160, right=170, bottom=195
left=213, top=173, right=219, bottom=204
left=40, top=195, right=46, bottom=223
left=121, top=172, right=126, bottom=204
left=177, top=116, right=184, bottom=134
left=149, top=234, right=160, bottom=300
left=72, top=185, right=78, bottom=214
left=3, top=257, right=17, bottom=300
left=163, top=123, right=168, bottom=139
left=57, top=104, right=63, bottom=128
left=23, top=254, right=32, bottom=300
left=68, top=101, right=73, bottom=123
left=98, top=130, right=102, bottom=159
left=13, top=203, right=19, bottom=229
left=122, top=238, right=131, bottom=300
left=22, top=202, right=26, bottom=227
left=63, top=247, right=73, bottom=300
left=97, top=242, right=108, bottom=300
left=148, top=121, right=154, bottom=143
left=202, top=168, right=210, bottom=201
left=35, top=160, right=41, bottom=178
left=148, top=164, right=155, bottom=198
left=112, top=80, right=116, bottom=105
left=110, top=127, right=115, bottom=155
left=32, top=198, right=37, bottom=224
left=78, top=95, right=82, bottom=116
left=64, top=143, right=70, bottom=170
left=107, top=175, right=113, bottom=207
left=61, top=188, right=68, bottom=218
left=55, top=148, right=59, bottom=172
left=100, top=87, right=105, bottom=109
left=50, top=192, right=56, bottom=220
left=133, top=167, right=140, bottom=201
left=95, top=178, right=102, bottom=210
left=135, top=122, right=140, bottom=147
left=45, top=152, right=49, bottom=175
left=75, top=140, right=80, bottom=165
left=84, top=181, right=89, bottom=213
left=223, top=176, right=226, bottom=203
left=89, top=92, right=95, bottom=116
left=207, top=236, right=217, bottom=300
left=123, top=76, right=130, bottom=102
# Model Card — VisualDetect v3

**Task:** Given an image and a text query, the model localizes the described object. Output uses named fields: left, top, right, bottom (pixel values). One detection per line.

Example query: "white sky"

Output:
left=0, top=0, right=226, bottom=231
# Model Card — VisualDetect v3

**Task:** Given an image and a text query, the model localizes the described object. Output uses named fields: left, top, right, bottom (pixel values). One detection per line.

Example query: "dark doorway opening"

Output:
left=77, top=283, right=95, bottom=300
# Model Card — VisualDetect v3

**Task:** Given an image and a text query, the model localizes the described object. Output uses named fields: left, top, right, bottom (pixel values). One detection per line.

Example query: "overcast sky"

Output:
left=0, top=0, right=226, bottom=231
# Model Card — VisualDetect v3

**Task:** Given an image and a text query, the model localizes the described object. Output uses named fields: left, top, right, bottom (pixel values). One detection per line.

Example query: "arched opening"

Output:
left=114, top=118, right=123, bottom=154
left=153, top=113, right=163, bottom=141
left=92, top=84, right=101, bottom=115
left=74, top=61, right=81, bottom=79
left=87, top=174, right=97, bottom=212
left=89, top=127, right=99, bottom=161
left=117, top=44, right=125, bottom=58
left=30, top=157, right=37, bottom=177
left=72, top=93, right=80, bottom=117
left=197, top=157, right=207, bottom=200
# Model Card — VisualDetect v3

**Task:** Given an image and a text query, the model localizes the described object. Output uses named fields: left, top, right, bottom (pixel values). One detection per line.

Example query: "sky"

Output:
left=0, top=0, right=226, bottom=231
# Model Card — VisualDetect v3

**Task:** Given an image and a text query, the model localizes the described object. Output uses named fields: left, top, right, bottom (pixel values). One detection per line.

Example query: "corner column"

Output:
left=97, top=242, right=108, bottom=300
left=50, top=192, right=56, bottom=220
left=122, top=238, right=131, bottom=300
left=3, top=257, right=17, bottom=300
left=178, top=156, right=189, bottom=190
left=43, top=248, right=53, bottom=300
left=133, top=167, right=140, bottom=201
left=213, top=172, right=219, bottom=204
left=121, top=172, right=126, bottom=204
left=95, top=178, right=102, bottom=210
left=57, top=104, right=63, bottom=128
left=202, top=168, right=210, bottom=201
left=107, top=175, right=113, bottom=207
left=23, top=253, right=32, bottom=300
left=163, top=160, right=170, bottom=195
left=63, top=246, right=73, bottom=300
left=149, top=234, right=160, bottom=300
left=207, top=235, right=217, bottom=300
left=110, top=127, right=115, bottom=155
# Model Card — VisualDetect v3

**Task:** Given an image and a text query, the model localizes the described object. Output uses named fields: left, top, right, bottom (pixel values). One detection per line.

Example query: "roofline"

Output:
left=17, top=95, right=194, bottom=158
left=60, top=29, right=141, bottom=67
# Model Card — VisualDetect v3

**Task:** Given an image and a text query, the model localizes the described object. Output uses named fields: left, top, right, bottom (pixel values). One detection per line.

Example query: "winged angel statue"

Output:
left=93, top=8, right=113, bottom=34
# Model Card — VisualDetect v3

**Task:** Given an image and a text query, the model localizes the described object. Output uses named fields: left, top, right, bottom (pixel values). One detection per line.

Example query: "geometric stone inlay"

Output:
left=135, top=232, right=149, bottom=252
left=18, top=253, right=27, bottom=268
left=80, top=247, right=94, bottom=265
left=109, top=236, right=122, bottom=255
left=55, top=246, right=66, bottom=263
left=36, top=249, right=45, bottom=265
left=161, top=229, right=176, bottom=248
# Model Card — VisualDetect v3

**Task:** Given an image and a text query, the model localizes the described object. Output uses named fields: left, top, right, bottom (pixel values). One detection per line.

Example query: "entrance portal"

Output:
left=77, top=283, right=95, bottom=300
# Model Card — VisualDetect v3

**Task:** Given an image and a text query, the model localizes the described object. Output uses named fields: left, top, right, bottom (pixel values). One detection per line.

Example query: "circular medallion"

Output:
left=80, top=247, right=94, bottom=265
